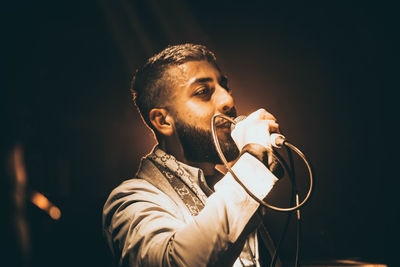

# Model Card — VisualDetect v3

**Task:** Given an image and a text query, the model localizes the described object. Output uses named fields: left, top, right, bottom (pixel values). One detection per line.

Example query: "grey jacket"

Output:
left=103, top=147, right=281, bottom=267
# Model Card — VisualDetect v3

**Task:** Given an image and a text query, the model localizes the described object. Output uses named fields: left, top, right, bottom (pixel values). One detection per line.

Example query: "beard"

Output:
left=175, top=117, right=239, bottom=164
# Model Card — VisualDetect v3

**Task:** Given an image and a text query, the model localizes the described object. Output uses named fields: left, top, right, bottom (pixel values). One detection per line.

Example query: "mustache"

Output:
left=215, top=107, right=237, bottom=127
left=225, top=107, right=237, bottom=118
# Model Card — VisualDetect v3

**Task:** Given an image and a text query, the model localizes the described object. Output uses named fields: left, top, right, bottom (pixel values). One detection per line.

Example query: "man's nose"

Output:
left=215, top=85, right=235, bottom=114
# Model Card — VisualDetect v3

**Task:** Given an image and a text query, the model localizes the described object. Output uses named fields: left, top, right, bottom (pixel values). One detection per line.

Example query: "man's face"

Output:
left=165, top=60, right=239, bottom=164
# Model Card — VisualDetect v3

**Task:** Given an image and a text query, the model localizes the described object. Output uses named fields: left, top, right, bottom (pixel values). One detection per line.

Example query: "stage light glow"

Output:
left=31, top=191, right=62, bottom=220
left=49, top=206, right=62, bottom=220
left=31, top=192, right=48, bottom=210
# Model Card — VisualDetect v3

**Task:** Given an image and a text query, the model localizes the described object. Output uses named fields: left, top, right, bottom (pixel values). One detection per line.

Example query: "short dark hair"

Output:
left=130, top=43, right=218, bottom=133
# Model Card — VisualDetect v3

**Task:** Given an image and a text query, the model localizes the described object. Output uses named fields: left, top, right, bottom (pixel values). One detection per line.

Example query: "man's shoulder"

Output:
left=106, top=177, right=160, bottom=204
left=104, top=174, right=184, bottom=213
left=106, top=157, right=162, bottom=201
left=103, top=177, right=169, bottom=221
left=102, top=176, right=191, bottom=228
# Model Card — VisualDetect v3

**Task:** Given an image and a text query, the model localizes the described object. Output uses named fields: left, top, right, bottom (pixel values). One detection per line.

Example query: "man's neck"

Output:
left=158, top=137, right=222, bottom=189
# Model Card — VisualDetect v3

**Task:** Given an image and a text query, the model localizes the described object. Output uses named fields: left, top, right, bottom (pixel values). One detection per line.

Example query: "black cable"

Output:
left=269, top=191, right=295, bottom=267
left=295, top=207, right=302, bottom=267
left=286, top=146, right=302, bottom=267
left=270, top=146, right=297, bottom=267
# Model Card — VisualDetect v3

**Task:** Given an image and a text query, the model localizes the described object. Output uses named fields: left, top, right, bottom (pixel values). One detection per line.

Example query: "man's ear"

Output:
left=149, top=108, right=174, bottom=137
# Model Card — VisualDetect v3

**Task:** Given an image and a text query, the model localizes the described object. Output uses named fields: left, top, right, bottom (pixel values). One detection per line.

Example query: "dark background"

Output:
left=1, top=1, right=395, bottom=266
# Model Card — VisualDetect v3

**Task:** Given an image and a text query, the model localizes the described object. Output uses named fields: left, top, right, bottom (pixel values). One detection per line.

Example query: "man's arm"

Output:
left=103, top=152, right=277, bottom=266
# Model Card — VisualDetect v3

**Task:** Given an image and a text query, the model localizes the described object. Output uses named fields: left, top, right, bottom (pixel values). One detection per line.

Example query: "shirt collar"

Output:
left=146, top=145, right=212, bottom=201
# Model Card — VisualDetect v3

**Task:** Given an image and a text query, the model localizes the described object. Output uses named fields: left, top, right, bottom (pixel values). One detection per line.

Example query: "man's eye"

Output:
left=195, top=87, right=211, bottom=96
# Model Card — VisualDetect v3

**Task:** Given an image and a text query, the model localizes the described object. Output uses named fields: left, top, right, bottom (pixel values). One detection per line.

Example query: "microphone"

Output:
left=231, top=115, right=286, bottom=148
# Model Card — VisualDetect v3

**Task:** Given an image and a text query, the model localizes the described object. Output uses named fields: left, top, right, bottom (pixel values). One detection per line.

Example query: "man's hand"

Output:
left=231, top=109, right=279, bottom=151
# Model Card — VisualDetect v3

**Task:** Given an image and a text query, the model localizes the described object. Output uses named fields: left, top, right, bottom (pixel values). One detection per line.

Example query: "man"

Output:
left=103, top=44, right=282, bottom=266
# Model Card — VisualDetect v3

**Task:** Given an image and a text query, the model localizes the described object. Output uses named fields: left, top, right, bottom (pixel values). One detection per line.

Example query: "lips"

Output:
left=215, top=118, right=232, bottom=128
